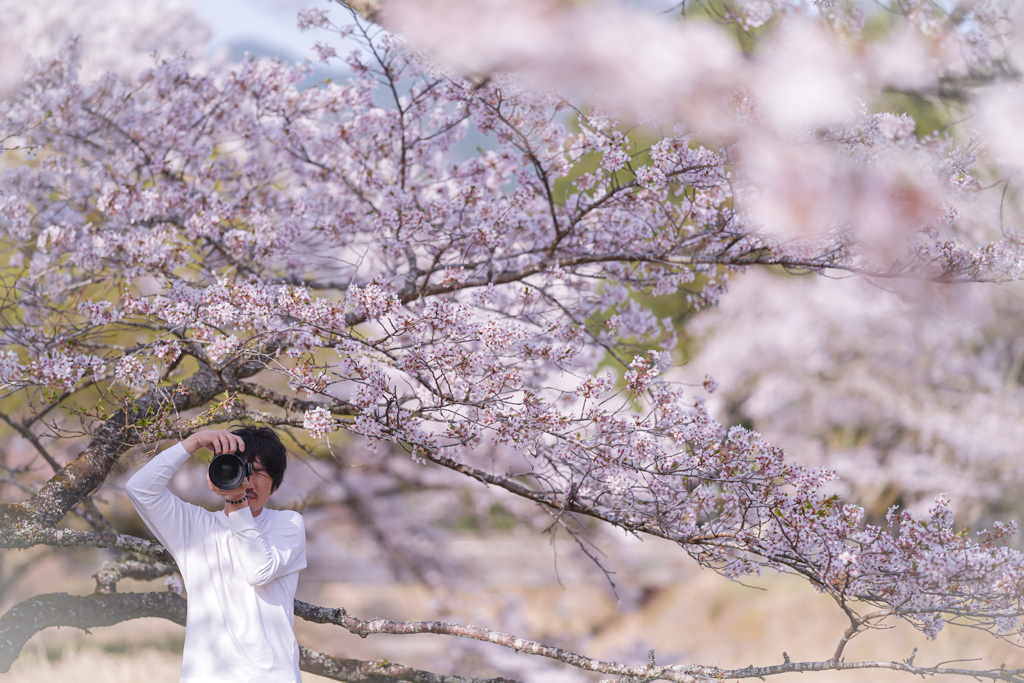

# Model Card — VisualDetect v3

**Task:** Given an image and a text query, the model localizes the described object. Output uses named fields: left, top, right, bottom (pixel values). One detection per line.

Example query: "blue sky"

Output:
left=188, top=0, right=344, bottom=61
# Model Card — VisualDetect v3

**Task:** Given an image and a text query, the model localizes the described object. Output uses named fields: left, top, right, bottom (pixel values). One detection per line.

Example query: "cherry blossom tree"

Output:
left=4, top=0, right=1024, bottom=681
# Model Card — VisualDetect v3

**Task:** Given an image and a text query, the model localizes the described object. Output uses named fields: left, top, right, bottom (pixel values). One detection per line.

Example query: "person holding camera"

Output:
left=126, top=426, right=306, bottom=683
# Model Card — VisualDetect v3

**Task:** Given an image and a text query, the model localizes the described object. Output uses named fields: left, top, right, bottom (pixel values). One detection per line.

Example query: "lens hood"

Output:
left=208, top=452, right=253, bottom=491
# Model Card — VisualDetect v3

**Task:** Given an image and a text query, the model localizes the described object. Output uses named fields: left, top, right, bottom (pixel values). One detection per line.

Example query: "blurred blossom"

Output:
left=737, top=124, right=946, bottom=257
left=0, top=0, right=211, bottom=83
left=383, top=0, right=556, bottom=74
left=164, top=574, right=184, bottom=596
left=0, top=38, right=19, bottom=100
left=852, top=149, right=946, bottom=259
left=381, top=0, right=742, bottom=130
left=686, top=269, right=1024, bottom=523
left=737, top=134, right=843, bottom=240
left=736, top=0, right=775, bottom=30
left=296, top=7, right=330, bottom=31
left=977, top=84, right=1024, bottom=173
left=752, top=20, right=860, bottom=130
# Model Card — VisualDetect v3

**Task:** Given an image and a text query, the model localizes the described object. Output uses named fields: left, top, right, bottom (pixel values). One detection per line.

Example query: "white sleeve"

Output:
left=125, top=441, right=201, bottom=559
left=225, top=507, right=307, bottom=587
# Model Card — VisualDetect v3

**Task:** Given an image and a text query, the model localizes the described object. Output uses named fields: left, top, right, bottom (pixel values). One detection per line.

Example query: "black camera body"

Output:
left=208, top=452, right=253, bottom=491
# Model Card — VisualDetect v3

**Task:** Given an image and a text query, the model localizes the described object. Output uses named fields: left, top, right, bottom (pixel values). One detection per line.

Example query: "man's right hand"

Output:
left=182, top=429, right=246, bottom=456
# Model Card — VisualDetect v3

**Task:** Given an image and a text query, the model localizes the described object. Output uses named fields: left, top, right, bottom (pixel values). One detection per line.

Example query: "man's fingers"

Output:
left=186, top=429, right=246, bottom=455
left=204, top=430, right=245, bottom=454
left=216, top=432, right=233, bottom=454
left=209, top=432, right=226, bottom=454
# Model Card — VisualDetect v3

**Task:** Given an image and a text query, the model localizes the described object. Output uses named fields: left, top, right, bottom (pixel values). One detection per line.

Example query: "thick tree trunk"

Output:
left=25, top=366, right=230, bottom=528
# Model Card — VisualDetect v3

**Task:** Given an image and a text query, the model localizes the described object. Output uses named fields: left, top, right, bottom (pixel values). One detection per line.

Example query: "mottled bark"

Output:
left=299, top=646, right=521, bottom=683
left=0, top=526, right=173, bottom=562
left=93, top=559, right=176, bottom=593
left=293, top=601, right=711, bottom=682
left=23, top=366, right=228, bottom=528
left=0, top=360, right=275, bottom=542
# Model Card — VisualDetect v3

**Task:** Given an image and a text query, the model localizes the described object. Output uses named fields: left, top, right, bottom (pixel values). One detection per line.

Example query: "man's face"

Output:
left=244, top=456, right=276, bottom=516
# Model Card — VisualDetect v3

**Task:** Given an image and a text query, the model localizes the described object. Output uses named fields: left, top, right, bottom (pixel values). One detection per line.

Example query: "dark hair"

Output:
left=231, top=426, right=287, bottom=492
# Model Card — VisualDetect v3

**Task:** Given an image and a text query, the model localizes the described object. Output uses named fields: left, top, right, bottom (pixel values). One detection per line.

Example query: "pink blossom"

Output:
left=303, top=406, right=337, bottom=439
left=312, top=42, right=337, bottom=64
left=345, top=284, right=400, bottom=320
left=0, top=349, right=21, bottom=387
left=296, top=8, right=329, bottom=32
left=27, top=351, right=104, bottom=390
left=114, top=355, right=154, bottom=388
left=624, top=352, right=659, bottom=397
left=206, top=335, right=240, bottom=364
left=77, top=300, right=120, bottom=325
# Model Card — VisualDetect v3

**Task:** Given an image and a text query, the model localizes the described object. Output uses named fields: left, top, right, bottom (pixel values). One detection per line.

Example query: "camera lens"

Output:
left=209, top=453, right=249, bottom=490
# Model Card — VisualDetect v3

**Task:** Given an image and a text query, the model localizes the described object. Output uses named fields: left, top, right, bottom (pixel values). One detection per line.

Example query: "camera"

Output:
left=208, top=452, right=253, bottom=491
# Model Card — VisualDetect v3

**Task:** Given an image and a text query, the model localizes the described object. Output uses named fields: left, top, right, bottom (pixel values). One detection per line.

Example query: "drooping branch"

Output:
left=295, top=600, right=716, bottom=682
left=377, top=433, right=1024, bottom=646
left=0, top=590, right=518, bottom=683
left=0, top=591, right=186, bottom=673
left=295, top=600, right=1024, bottom=683
left=415, top=446, right=727, bottom=548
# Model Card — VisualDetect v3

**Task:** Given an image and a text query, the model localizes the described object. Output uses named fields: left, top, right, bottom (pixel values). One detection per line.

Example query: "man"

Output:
left=126, top=426, right=306, bottom=683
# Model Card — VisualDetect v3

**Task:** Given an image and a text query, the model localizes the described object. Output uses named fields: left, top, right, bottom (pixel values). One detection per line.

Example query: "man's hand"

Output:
left=208, top=477, right=249, bottom=509
left=183, top=429, right=245, bottom=457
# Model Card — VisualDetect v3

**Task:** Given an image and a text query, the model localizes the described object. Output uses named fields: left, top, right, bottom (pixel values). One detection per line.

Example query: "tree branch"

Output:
left=299, top=646, right=521, bottom=683
left=294, top=601, right=716, bottom=682
left=720, top=658, right=1024, bottom=682
left=2, top=588, right=1021, bottom=682
left=0, top=516, right=174, bottom=562
left=1, top=357, right=272, bottom=533
left=0, top=590, right=517, bottom=683
left=92, top=559, right=176, bottom=594
left=0, top=591, right=185, bottom=673
left=296, top=600, right=1024, bottom=683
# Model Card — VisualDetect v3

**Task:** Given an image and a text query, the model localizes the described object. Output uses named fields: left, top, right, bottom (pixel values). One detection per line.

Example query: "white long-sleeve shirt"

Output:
left=126, top=442, right=307, bottom=683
